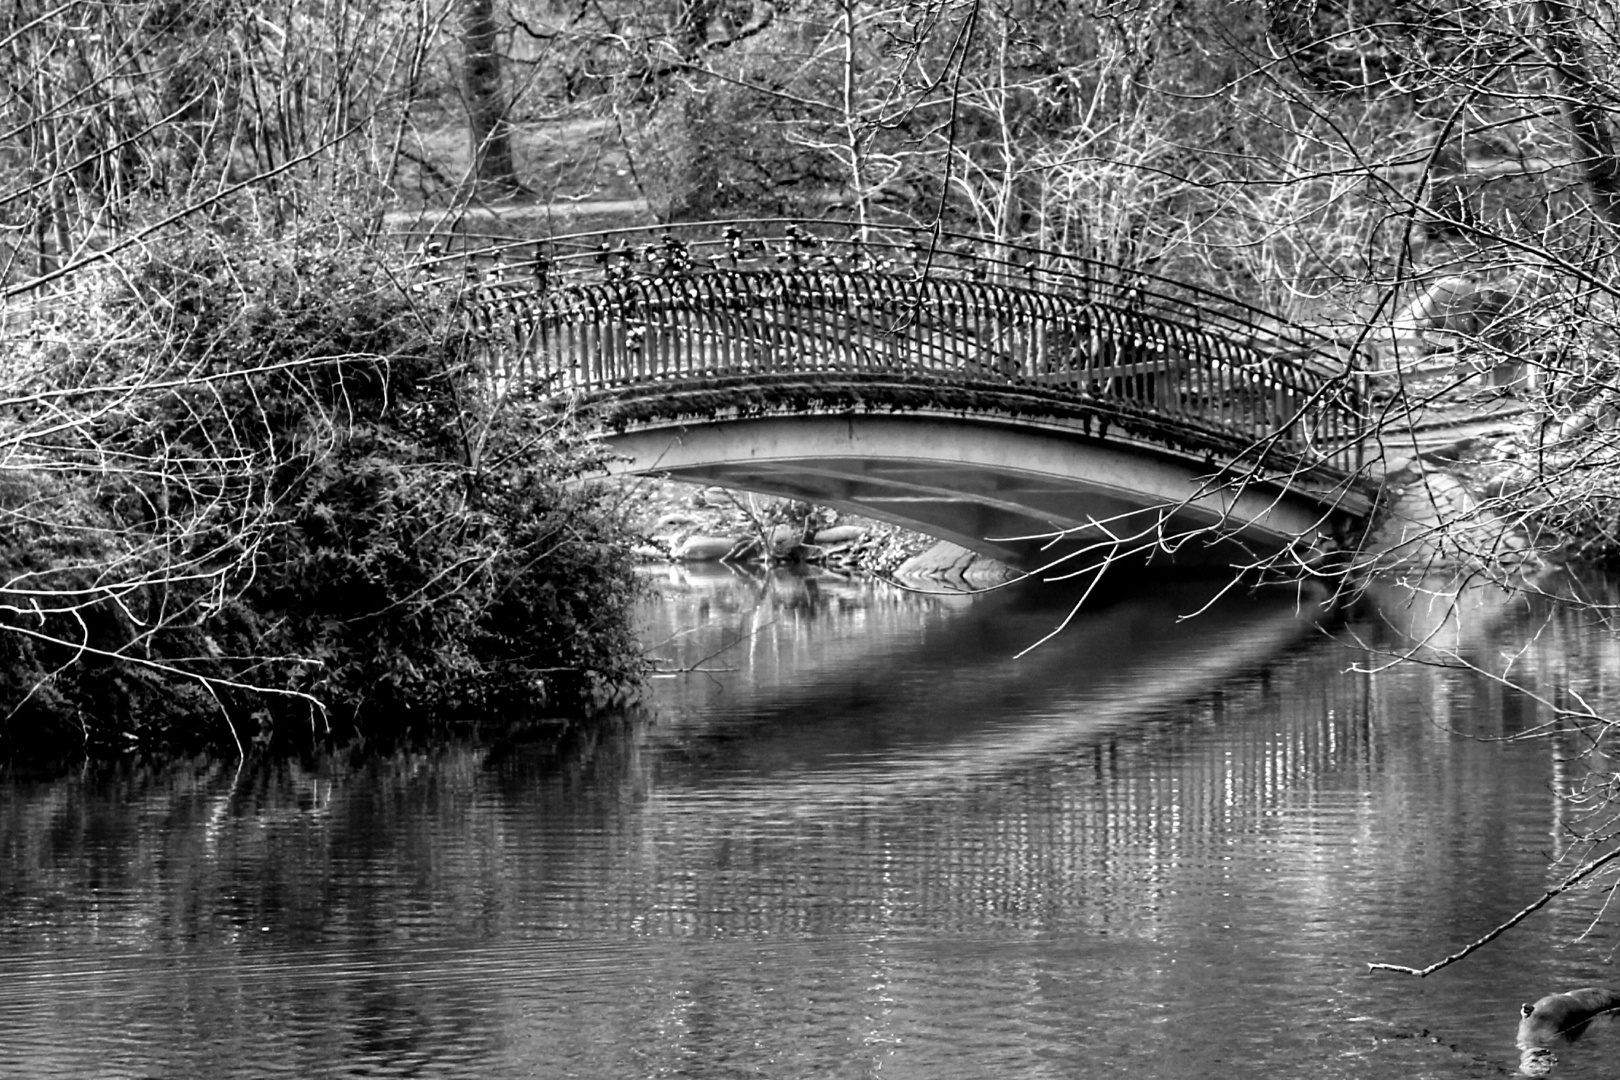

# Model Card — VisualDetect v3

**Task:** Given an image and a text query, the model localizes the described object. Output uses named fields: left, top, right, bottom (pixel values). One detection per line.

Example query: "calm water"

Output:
left=5, top=566, right=1620, bottom=1079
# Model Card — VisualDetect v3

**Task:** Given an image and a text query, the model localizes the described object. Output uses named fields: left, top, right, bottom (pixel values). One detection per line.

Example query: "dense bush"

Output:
left=0, top=233, right=644, bottom=760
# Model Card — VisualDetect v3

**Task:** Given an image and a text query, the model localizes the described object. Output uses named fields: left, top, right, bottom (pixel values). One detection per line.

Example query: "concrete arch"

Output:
left=602, top=410, right=1369, bottom=574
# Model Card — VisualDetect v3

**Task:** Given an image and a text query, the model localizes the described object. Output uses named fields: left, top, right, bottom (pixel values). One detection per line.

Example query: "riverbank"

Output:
left=1360, top=357, right=1553, bottom=578
left=609, top=475, right=1017, bottom=588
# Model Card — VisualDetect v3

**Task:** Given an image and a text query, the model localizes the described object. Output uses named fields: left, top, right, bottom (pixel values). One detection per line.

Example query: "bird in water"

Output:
left=1516, top=988, right=1620, bottom=1076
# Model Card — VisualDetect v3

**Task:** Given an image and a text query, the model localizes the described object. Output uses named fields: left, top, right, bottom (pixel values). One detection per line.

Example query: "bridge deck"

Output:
left=449, top=223, right=1370, bottom=484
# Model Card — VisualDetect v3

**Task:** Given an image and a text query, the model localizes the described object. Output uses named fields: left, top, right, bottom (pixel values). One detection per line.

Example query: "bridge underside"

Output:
left=601, top=412, right=1368, bottom=575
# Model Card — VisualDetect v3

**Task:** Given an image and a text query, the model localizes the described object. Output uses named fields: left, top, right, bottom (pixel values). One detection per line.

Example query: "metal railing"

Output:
left=442, top=221, right=1369, bottom=476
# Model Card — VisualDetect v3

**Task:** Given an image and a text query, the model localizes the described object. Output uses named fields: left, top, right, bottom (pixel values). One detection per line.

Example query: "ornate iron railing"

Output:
left=438, top=220, right=1369, bottom=476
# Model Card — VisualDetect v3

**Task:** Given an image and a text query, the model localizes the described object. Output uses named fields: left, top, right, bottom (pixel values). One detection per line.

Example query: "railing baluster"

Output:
left=697, top=276, right=717, bottom=378
left=831, top=273, right=855, bottom=374
left=711, top=274, right=730, bottom=377
left=580, top=291, right=595, bottom=388
left=654, top=284, right=668, bottom=382
left=576, top=307, right=589, bottom=393
left=801, top=271, right=829, bottom=375
left=738, top=273, right=755, bottom=376
left=1165, top=323, right=1183, bottom=420
left=639, top=284, right=654, bottom=382
left=558, top=314, right=571, bottom=393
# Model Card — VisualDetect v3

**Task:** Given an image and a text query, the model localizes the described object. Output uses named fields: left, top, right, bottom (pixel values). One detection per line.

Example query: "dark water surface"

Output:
left=5, top=566, right=1620, bottom=1079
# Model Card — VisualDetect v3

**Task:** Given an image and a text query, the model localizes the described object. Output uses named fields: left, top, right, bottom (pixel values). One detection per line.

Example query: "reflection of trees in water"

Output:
left=640, top=564, right=969, bottom=712
left=1355, top=573, right=1620, bottom=836
left=1460, top=578, right=1620, bottom=874
left=0, top=576, right=1368, bottom=947
left=644, top=563, right=956, bottom=641
left=0, top=747, right=518, bottom=1077
left=1345, top=572, right=1620, bottom=975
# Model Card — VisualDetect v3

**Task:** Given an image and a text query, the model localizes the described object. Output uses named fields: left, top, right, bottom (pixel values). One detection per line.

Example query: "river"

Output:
left=3, top=565, right=1620, bottom=1078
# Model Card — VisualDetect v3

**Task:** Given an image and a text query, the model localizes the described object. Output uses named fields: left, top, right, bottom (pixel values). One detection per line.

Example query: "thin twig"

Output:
left=1368, top=845, right=1620, bottom=976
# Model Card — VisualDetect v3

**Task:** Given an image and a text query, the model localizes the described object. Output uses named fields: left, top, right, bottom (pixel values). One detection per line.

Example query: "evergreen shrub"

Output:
left=0, top=231, right=643, bottom=760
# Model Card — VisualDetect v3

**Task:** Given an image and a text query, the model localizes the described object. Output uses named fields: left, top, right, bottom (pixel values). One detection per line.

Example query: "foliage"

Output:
left=1, top=231, right=645, bottom=760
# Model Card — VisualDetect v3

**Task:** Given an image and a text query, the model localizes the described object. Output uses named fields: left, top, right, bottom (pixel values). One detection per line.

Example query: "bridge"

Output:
left=443, top=221, right=1376, bottom=574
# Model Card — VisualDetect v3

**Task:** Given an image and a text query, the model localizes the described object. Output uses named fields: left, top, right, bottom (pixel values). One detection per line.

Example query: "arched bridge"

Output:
left=444, top=221, right=1376, bottom=574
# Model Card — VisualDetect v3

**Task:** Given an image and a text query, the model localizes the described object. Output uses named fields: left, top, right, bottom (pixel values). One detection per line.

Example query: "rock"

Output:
left=812, top=524, right=866, bottom=545
left=895, top=541, right=1017, bottom=588
left=606, top=475, right=943, bottom=573
left=673, top=535, right=743, bottom=562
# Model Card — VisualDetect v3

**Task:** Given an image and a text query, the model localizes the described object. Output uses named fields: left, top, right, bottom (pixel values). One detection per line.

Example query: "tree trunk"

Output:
left=1408, top=95, right=1474, bottom=260
left=675, top=0, right=722, bottom=58
left=1534, top=0, right=1620, bottom=233
left=461, top=0, right=520, bottom=196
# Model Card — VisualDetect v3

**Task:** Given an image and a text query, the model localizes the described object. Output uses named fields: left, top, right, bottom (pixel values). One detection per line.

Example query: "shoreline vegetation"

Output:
left=2, top=232, right=645, bottom=765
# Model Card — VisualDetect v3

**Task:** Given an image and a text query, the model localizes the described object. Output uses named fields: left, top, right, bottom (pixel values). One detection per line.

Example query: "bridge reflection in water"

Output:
left=627, top=566, right=1378, bottom=932
left=448, top=222, right=1377, bottom=571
